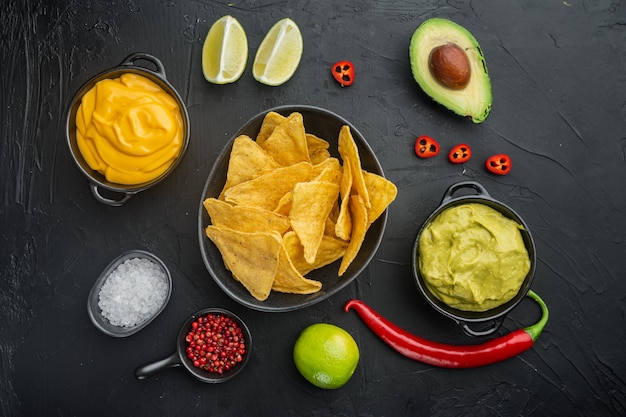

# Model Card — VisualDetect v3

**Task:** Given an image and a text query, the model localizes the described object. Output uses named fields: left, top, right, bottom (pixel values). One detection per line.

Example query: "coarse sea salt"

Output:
left=98, top=257, right=169, bottom=328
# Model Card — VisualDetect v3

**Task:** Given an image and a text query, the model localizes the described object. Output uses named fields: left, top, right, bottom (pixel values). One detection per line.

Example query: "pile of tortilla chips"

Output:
left=204, top=111, right=397, bottom=301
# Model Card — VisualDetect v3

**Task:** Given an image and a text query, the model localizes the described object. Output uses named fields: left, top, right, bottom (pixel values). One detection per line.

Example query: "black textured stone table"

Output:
left=2, top=1, right=625, bottom=416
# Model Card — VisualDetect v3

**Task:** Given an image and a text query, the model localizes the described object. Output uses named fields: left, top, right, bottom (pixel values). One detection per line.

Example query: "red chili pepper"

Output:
left=485, top=154, right=512, bottom=175
left=332, top=61, right=355, bottom=87
left=344, top=290, right=548, bottom=368
left=448, top=144, right=472, bottom=164
left=414, top=135, right=440, bottom=158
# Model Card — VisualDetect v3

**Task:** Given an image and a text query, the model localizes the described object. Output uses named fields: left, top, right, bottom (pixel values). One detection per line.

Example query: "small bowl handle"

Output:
left=119, top=52, right=167, bottom=79
left=440, top=181, right=491, bottom=205
left=459, top=317, right=504, bottom=337
left=90, top=184, right=133, bottom=206
left=135, top=352, right=181, bottom=380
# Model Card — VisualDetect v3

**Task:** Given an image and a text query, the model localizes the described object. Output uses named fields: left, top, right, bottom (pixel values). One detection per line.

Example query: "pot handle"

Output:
left=135, top=352, right=181, bottom=380
left=119, top=52, right=167, bottom=79
left=459, top=317, right=504, bottom=337
left=440, top=181, right=491, bottom=205
left=90, top=184, right=133, bottom=206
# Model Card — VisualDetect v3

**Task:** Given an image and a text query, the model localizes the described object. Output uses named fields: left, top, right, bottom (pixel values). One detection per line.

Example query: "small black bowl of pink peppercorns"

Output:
left=135, top=307, right=252, bottom=383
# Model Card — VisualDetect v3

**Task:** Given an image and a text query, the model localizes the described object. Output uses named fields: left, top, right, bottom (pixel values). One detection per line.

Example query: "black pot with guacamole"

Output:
left=413, top=181, right=536, bottom=337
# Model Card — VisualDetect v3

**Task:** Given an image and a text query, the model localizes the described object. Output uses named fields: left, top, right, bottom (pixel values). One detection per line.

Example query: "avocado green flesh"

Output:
left=410, top=18, right=492, bottom=123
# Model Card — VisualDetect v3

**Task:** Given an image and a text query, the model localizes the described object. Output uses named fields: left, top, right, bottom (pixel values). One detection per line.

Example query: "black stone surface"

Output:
left=2, top=1, right=625, bottom=416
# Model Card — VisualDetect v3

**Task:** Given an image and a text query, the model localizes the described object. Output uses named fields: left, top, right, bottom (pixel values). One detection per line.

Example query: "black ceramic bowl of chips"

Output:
left=198, top=105, right=391, bottom=312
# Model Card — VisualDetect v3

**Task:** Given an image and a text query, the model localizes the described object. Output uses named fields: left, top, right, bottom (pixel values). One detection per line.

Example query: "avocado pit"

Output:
left=428, top=43, right=471, bottom=90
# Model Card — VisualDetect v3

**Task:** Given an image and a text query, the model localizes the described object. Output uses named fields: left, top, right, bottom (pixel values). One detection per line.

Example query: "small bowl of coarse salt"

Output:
left=87, top=250, right=172, bottom=337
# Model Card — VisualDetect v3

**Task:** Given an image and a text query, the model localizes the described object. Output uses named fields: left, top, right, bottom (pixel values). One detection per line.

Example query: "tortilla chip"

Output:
left=328, top=197, right=340, bottom=224
left=289, top=181, right=340, bottom=264
left=338, top=195, right=369, bottom=276
left=283, top=231, right=348, bottom=276
left=205, top=226, right=280, bottom=301
left=324, top=216, right=337, bottom=237
left=363, top=170, right=398, bottom=224
left=323, top=199, right=341, bottom=238
left=204, top=197, right=290, bottom=235
left=223, top=161, right=313, bottom=211
left=309, top=148, right=331, bottom=165
left=273, top=191, right=293, bottom=216
left=256, top=111, right=286, bottom=145
left=312, top=157, right=342, bottom=185
left=306, top=133, right=330, bottom=152
left=335, top=157, right=353, bottom=240
left=338, top=125, right=370, bottom=208
left=259, top=112, right=310, bottom=166
left=220, top=135, right=280, bottom=198
left=307, top=133, right=330, bottom=164
left=272, top=238, right=322, bottom=294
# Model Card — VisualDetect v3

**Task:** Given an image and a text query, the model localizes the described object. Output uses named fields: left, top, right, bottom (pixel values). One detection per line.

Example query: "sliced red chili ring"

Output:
left=414, top=135, right=440, bottom=158
left=485, top=154, right=512, bottom=175
left=331, top=61, right=355, bottom=87
left=448, top=144, right=472, bottom=164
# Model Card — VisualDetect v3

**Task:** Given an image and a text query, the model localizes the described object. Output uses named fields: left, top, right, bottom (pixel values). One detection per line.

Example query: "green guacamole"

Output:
left=418, top=203, right=530, bottom=312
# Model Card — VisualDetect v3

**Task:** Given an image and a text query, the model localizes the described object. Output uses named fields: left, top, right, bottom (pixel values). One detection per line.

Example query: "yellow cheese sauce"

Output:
left=418, top=203, right=530, bottom=312
left=76, top=73, right=184, bottom=185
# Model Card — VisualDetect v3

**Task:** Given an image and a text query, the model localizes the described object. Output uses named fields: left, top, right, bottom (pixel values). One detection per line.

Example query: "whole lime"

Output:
left=293, top=323, right=360, bottom=389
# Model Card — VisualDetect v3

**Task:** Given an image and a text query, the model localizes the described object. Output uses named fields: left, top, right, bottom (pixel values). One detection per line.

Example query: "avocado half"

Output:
left=410, top=18, right=492, bottom=123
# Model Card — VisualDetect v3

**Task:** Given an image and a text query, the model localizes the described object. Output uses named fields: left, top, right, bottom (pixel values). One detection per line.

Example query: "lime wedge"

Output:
left=253, top=18, right=303, bottom=86
left=202, top=15, right=248, bottom=84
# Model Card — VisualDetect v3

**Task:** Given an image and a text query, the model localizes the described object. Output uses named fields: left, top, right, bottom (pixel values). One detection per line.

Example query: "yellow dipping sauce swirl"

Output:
left=418, top=203, right=531, bottom=312
left=76, top=73, right=184, bottom=185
